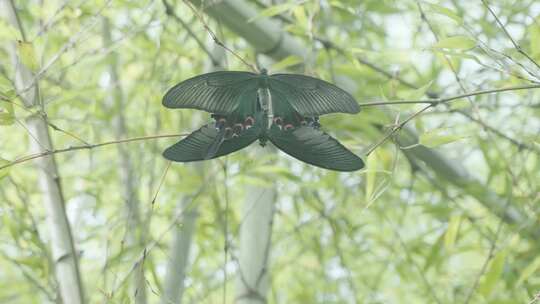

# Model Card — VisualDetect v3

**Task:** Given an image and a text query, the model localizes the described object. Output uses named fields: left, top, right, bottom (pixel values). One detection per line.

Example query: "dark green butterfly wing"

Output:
left=268, top=74, right=360, bottom=116
left=163, top=123, right=262, bottom=162
left=267, top=126, right=364, bottom=171
left=163, top=71, right=259, bottom=115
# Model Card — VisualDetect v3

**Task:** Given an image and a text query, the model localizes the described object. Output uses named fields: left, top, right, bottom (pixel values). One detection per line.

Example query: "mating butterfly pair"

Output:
left=162, top=69, right=364, bottom=171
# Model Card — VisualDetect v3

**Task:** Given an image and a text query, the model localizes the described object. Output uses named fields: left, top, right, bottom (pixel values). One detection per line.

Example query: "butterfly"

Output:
left=162, top=69, right=364, bottom=171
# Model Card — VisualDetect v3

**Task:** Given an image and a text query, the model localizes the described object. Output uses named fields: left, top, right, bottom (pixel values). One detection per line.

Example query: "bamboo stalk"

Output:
left=235, top=147, right=276, bottom=304
left=101, top=17, right=147, bottom=304
left=161, top=40, right=225, bottom=304
left=1, top=1, right=85, bottom=303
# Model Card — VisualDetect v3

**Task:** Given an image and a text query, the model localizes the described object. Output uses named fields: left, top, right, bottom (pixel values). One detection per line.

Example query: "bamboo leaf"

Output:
left=444, top=214, right=461, bottom=250
left=17, top=40, right=39, bottom=71
left=292, top=5, right=308, bottom=26
left=516, top=256, right=540, bottom=286
left=433, top=49, right=482, bottom=64
left=432, top=36, right=476, bottom=50
left=529, top=20, right=540, bottom=57
left=479, top=250, right=507, bottom=297
left=329, top=0, right=356, bottom=15
left=425, top=3, right=462, bottom=24
left=270, top=55, right=303, bottom=71
left=424, top=232, right=444, bottom=271
left=0, top=19, right=20, bottom=41
left=397, top=81, right=433, bottom=100
left=248, top=3, right=299, bottom=22
left=0, top=157, right=10, bottom=180
left=365, top=152, right=378, bottom=201
left=419, top=128, right=468, bottom=148
left=0, top=94, right=15, bottom=126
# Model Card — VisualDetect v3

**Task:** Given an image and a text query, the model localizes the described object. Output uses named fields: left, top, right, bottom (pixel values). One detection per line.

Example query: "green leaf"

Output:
left=0, top=19, right=21, bottom=41
left=516, top=256, right=540, bottom=286
left=449, top=98, right=470, bottom=110
left=0, top=157, right=10, bottom=180
left=479, top=250, right=507, bottom=297
left=529, top=21, right=540, bottom=57
left=433, top=49, right=482, bottom=64
left=432, top=36, right=476, bottom=50
left=444, top=215, right=460, bottom=250
left=248, top=2, right=300, bottom=22
left=292, top=5, right=308, bottom=26
left=329, top=0, right=356, bottom=15
left=424, top=232, right=444, bottom=271
left=419, top=128, right=468, bottom=148
left=17, top=40, right=39, bottom=71
left=365, top=152, right=377, bottom=201
left=425, top=3, right=462, bottom=24
left=397, top=81, right=433, bottom=100
left=0, top=97, right=15, bottom=126
left=253, top=165, right=301, bottom=182
left=270, top=55, right=303, bottom=71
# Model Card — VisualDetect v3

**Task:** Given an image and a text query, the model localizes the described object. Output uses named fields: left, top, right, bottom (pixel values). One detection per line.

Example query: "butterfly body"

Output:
left=163, top=70, right=364, bottom=171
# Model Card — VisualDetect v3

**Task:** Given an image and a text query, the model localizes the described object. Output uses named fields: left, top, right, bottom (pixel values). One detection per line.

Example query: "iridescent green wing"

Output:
left=268, top=74, right=360, bottom=116
left=163, top=71, right=259, bottom=115
left=267, top=125, right=364, bottom=171
left=163, top=123, right=262, bottom=162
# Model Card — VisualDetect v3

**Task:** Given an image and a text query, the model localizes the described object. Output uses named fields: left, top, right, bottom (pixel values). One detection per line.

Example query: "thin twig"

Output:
left=416, top=1, right=540, bottom=156
left=528, top=292, right=540, bottom=304
left=383, top=212, right=443, bottom=304
left=463, top=192, right=513, bottom=303
left=0, top=133, right=188, bottom=171
left=180, top=0, right=258, bottom=72
left=481, top=0, right=540, bottom=71
left=14, top=0, right=113, bottom=100
left=162, top=0, right=221, bottom=67
left=150, top=160, right=171, bottom=208
left=451, top=108, right=536, bottom=152
left=360, top=83, right=540, bottom=107
left=363, top=83, right=540, bottom=155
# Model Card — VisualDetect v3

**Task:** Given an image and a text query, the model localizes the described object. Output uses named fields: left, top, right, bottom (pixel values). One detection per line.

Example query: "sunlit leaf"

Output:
left=397, top=81, right=433, bottom=100
left=270, top=55, right=303, bottom=71
left=0, top=93, right=15, bottom=125
left=516, top=256, right=540, bottom=286
left=449, top=99, right=470, bottom=110
left=529, top=18, right=540, bottom=57
left=479, top=250, right=507, bottom=297
left=444, top=215, right=460, bottom=250
left=419, top=128, right=468, bottom=148
left=433, top=49, right=482, bottom=63
left=248, top=2, right=300, bottom=22
left=425, top=3, right=462, bottom=24
left=0, top=19, right=20, bottom=41
left=293, top=5, right=307, bottom=24
left=432, top=36, right=476, bottom=50
left=329, top=0, right=356, bottom=15
left=365, top=152, right=377, bottom=201
left=17, top=40, right=39, bottom=71
left=253, top=165, right=302, bottom=182
left=0, top=158, right=10, bottom=180
left=424, top=232, right=444, bottom=271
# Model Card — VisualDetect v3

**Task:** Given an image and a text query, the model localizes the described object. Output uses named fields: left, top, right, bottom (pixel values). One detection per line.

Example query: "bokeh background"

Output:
left=0, top=0, right=539, bottom=303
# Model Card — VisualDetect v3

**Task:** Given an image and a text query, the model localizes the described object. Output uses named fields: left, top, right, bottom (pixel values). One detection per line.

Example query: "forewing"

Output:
left=267, top=126, right=364, bottom=171
left=268, top=74, right=360, bottom=116
left=163, top=71, right=259, bottom=114
left=163, top=124, right=261, bottom=162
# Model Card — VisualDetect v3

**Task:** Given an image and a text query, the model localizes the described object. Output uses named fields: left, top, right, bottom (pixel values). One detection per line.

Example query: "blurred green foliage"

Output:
left=0, top=0, right=539, bottom=303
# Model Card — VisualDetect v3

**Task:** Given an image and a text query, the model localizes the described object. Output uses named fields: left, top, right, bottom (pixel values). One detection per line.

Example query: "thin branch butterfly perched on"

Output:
left=162, top=69, right=364, bottom=171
